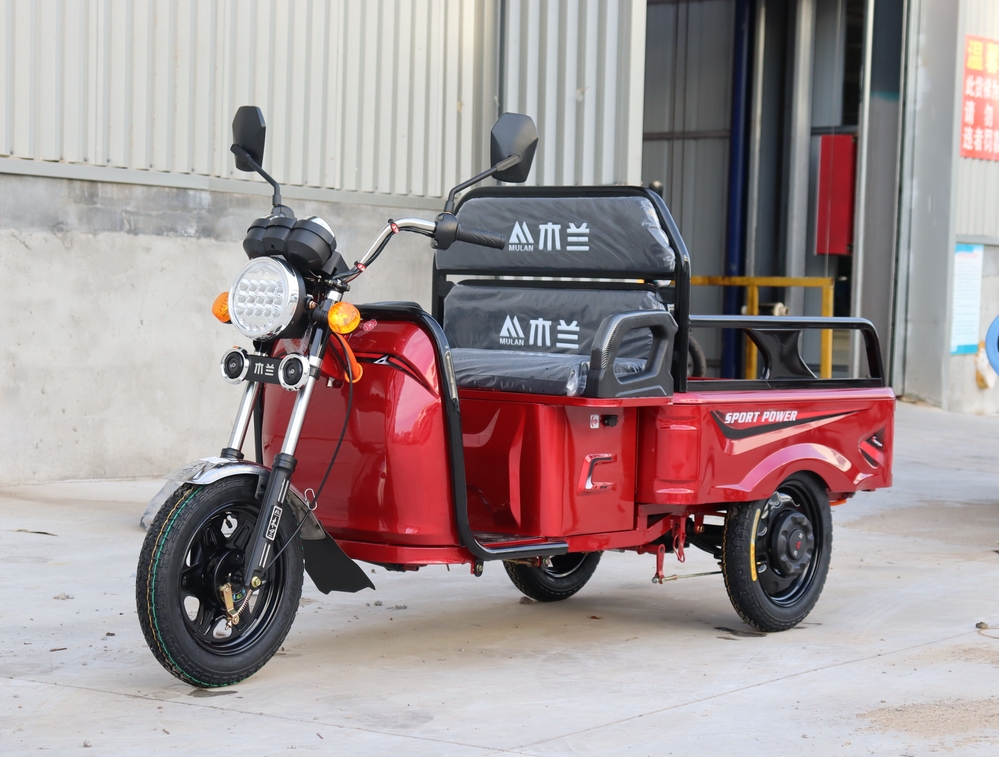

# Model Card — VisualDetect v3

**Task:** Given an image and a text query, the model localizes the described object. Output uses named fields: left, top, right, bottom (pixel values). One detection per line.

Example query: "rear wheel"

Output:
left=721, top=474, right=831, bottom=632
left=136, top=476, right=303, bottom=687
left=503, top=552, right=601, bottom=602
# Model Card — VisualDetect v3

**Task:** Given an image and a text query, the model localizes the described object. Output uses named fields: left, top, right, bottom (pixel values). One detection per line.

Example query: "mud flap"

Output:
left=302, top=534, right=375, bottom=594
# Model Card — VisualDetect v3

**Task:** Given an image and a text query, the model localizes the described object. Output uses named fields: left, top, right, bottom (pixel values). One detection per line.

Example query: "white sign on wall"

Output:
left=951, top=243, right=985, bottom=355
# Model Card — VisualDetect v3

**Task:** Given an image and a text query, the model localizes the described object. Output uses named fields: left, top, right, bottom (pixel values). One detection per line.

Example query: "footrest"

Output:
left=472, top=533, right=569, bottom=555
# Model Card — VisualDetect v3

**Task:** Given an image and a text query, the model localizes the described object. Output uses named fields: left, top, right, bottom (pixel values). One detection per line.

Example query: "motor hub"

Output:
left=770, top=510, right=814, bottom=576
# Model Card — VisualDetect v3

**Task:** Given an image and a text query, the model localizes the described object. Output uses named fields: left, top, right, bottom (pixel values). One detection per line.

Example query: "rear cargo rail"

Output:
left=684, top=315, right=885, bottom=392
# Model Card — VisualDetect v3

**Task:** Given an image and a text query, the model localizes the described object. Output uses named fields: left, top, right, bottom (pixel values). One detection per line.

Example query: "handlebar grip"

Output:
left=454, top=224, right=507, bottom=250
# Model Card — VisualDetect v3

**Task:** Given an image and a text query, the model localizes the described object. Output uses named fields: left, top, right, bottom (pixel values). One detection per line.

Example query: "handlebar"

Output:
left=333, top=214, right=506, bottom=286
left=454, top=224, right=507, bottom=249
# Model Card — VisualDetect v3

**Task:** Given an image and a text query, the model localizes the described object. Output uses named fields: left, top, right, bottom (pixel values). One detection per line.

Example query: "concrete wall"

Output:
left=0, top=175, right=432, bottom=485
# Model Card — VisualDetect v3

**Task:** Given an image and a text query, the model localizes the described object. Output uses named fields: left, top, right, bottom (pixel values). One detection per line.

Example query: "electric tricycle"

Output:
left=137, top=107, right=895, bottom=687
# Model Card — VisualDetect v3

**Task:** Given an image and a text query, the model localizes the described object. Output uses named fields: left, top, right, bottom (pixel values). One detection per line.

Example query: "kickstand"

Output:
left=652, top=543, right=667, bottom=584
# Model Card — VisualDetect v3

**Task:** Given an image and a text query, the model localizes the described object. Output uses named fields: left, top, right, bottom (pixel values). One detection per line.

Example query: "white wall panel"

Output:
left=501, top=0, right=646, bottom=186
left=0, top=0, right=499, bottom=200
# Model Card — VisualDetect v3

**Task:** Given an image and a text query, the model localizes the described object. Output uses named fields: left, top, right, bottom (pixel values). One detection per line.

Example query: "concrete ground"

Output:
left=2, top=401, right=999, bottom=756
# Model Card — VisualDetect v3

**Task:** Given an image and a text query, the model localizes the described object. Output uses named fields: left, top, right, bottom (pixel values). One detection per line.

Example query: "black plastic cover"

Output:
left=262, top=215, right=296, bottom=254
left=437, top=195, right=675, bottom=275
left=243, top=216, right=270, bottom=258
left=443, top=284, right=665, bottom=359
left=285, top=217, right=336, bottom=271
left=450, top=348, right=646, bottom=397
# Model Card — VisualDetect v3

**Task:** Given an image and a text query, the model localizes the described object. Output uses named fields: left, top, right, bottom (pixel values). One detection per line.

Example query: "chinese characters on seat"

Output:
left=507, top=220, right=590, bottom=253
left=498, top=315, right=581, bottom=350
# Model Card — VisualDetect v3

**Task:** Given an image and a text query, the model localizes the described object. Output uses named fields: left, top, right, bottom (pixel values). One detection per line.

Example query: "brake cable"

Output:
left=261, top=334, right=355, bottom=572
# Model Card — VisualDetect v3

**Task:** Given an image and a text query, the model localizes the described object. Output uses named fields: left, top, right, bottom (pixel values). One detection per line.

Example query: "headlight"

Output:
left=227, top=257, right=304, bottom=340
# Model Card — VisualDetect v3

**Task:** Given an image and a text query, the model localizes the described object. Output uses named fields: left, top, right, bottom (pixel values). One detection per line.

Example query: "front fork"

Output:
left=223, top=308, right=336, bottom=591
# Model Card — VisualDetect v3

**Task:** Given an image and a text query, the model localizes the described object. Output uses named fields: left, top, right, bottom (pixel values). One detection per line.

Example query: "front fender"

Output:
left=141, top=457, right=325, bottom=540
left=141, top=457, right=373, bottom=595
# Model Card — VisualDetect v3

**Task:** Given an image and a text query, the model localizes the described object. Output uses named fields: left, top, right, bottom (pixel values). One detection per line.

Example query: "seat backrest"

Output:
left=436, top=188, right=676, bottom=278
left=443, top=283, right=665, bottom=359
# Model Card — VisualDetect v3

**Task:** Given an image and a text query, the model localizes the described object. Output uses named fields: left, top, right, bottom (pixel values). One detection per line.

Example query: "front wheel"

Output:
left=721, top=473, right=832, bottom=632
left=503, top=552, right=601, bottom=602
left=136, top=476, right=304, bottom=687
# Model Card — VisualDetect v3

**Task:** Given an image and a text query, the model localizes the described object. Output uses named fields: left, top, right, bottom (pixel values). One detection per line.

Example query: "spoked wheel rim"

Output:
left=542, top=553, right=590, bottom=579
left=178, top=502, right=286, bottom=655
left=752, top=480, right=824, bottom=607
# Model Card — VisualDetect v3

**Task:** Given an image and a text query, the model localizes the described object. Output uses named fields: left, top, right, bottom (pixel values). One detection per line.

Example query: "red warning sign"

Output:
left=960, top=35, right=999, bottom=160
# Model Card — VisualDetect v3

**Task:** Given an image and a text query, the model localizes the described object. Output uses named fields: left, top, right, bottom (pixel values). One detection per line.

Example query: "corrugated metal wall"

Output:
left=641, top=0, right=733, bottom=364
left=955, top=0, right=999, bottom=238
left=642, top=0, right=732, bottom=268
left=0, top=0, right=498, bottom=200
left=0, top=0, right=647, bottom=200
left=501, top=0, right=646, bottom=186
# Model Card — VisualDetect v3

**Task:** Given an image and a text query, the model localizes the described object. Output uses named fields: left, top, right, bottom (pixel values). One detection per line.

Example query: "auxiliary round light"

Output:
left=227, top=257, right=303, bottom=340
left=328, top=301, right=361, bottom=334
left=212, top=291, right=231, bottom=323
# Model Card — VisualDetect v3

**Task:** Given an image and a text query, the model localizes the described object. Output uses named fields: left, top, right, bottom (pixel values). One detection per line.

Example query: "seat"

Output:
left=443, top=284, right=667, bottom=396
left=450, top=348, right=648, bottom=397
left=434, top=187, right=682, bottom=398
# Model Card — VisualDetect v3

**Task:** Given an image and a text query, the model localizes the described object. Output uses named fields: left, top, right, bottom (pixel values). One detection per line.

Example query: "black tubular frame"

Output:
left=688, top=315, right=886, bottom=391
left=357, top=303, right=569, bottom=562
left=431, top=185, right=693, bottom=392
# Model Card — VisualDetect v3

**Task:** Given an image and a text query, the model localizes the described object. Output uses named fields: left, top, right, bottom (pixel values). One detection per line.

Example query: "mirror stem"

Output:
left=444, top=166, right=496, bottom=213
left=231, top=145, right=283, bottom=210
left=442, top=155, right=521, bottom=213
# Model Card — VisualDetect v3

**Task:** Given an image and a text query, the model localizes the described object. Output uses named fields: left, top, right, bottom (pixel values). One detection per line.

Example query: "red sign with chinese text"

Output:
left=960, top=35, right=999, bottom=160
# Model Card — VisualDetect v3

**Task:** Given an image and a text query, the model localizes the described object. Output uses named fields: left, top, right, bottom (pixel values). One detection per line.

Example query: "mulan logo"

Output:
left=499, top=315, right=525, bottom=346
left=507, top=221, right=591, bottom=253
left=509, top=222, right=534, bottom=252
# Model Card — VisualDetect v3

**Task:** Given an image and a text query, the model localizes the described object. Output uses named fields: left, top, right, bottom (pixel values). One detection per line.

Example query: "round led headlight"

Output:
left=227, top=257, right=304, bottom=340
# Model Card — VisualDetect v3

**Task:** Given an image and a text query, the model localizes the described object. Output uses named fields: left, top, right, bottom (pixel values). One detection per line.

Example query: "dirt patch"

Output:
left=844, top=501, right=999, bottom=549
left=917, top=643, right=999, bottom=668
left=859, top=698, right=999, bottom=741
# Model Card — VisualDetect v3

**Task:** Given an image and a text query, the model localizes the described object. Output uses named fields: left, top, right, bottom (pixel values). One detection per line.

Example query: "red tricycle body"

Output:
left=263, top=311, right=893, bottom=569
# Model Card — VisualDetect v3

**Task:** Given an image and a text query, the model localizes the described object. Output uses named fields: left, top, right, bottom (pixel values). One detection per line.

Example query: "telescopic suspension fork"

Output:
left=240, top=322, right=329, bottom=590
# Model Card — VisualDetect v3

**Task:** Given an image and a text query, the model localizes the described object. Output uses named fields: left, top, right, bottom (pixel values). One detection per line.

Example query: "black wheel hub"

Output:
left=178, top=504, right=283, bottom=654
left=770, top=511, right=814, bottom=576
left=752, top=487, right=825, bottom=607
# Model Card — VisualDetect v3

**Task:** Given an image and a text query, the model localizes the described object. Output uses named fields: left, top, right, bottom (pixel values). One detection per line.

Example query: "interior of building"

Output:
left=642, top=0, right=905, bottom=379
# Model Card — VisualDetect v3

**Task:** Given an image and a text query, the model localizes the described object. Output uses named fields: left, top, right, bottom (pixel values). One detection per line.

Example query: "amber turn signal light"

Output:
left=328, top=301, right=361, bottom=334
left=212, top=292, right=231, bottom=323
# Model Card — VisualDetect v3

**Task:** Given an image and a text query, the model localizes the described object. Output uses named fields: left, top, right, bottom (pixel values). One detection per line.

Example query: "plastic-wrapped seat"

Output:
left=443, top=284, right=665, bottom=396
left=449, top=349, right=649, bottom=397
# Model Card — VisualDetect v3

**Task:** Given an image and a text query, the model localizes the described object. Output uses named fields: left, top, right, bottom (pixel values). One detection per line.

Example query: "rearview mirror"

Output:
left=232, top=106, right=267, bottom=172
left=490, top=113, right=537, bottom=183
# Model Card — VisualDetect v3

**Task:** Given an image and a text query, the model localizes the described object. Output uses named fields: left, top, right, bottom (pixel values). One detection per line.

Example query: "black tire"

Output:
left=504, top=552, right=601, bottom=602
left=136, top=476, right=304, bottom=687
left=687, top=336, right=707, bottom=377
left=722, top=473, right=832, bottom=632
